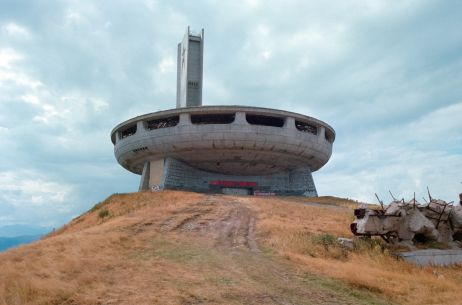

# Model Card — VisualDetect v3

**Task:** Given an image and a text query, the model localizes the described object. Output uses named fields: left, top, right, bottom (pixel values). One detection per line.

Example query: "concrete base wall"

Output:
left=400, top=249, right=462, bottom=266
left=142, top=157, right=317, bottom=196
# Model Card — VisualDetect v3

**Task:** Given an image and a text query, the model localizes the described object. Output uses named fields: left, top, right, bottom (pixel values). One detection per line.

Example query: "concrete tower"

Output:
left=176, top=27, right=204, bottom=108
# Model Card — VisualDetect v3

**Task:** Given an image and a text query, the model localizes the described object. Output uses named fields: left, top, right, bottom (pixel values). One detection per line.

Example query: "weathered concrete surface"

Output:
left=150, top=157, right=318, bottom=196
left=112, top=29, right=335, bottom=196
left=351, top=202, right=439, bottom=243
left=176, top=27, right=204, bottom=108
left=138, top=161, right=150, bottom=191
left=400, top=249, right=462, bottom=266
left=112, top=106, right=334, bottom=196
left=148, top=159, right=164, bottom=190
left=352, top=198, right=462, bottom=246
left=112, top=106, right=334, bottom=176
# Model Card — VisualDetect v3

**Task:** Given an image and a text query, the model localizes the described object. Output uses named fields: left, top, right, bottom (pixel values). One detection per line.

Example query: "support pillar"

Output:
left=234, top=112, right=247, bottom=125
left=284, top=117, right=296, bottom=136
left=136, top=121, right=147, bottom=134
left=179, top=113, right=191, bottom=125
left=138, top=161, right=150, bottom=191
left=318, top=126, right=326, bottom=143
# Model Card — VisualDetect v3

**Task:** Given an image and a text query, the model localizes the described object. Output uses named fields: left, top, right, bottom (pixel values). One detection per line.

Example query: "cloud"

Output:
left=0, top=48, right=23, bottom=68
left=0, top=170, right=71, bottom=207
left=316, top=101, right=462, bottom=202
left=0, top=170, right=76, bottom=226
left=0, top=48, right=42, bottom=95
left=158, top=56, right=175, bottom=74
left=0, top=0, right=461, bottom=233
left=2, top=22, right=31, bottom=38
left=317, top=149, right=462, bottom=203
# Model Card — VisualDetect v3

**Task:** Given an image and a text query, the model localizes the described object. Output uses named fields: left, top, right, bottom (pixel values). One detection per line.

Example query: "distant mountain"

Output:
left=0, top=234, right=43, bottom=251
left=0, top=224, right=51, bottom=238
left=0, top=225, right=51, bottom=251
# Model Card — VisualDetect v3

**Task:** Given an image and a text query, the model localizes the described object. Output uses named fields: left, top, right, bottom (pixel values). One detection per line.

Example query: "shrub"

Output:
left=352, top=237, right=396, bottom=257
left=311, top=233, right=336, bottom=251
left=309, top=233, right=348, bottom=260
left=98, top=209, right=109, bottom=219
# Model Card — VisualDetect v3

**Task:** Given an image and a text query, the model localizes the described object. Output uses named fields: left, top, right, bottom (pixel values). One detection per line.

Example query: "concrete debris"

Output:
left=337, top=237, right=354, bottom=249
left=351, top=191, right=462, bottom=247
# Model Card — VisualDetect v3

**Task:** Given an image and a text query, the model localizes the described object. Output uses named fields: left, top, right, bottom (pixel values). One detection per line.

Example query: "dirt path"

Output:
left=148, top=195, right=387, bottom=305
left=215, top=203, right=259, bottom=252
left=158, top=196, right=258, bottom=251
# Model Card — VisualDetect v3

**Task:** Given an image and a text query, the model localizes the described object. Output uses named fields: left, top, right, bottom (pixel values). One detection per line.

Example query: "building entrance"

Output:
left=222, top=188, right=251, bottom=195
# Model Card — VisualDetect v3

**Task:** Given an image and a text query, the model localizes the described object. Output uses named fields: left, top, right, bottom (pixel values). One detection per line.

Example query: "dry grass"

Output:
left=0, top=191, right=461, bottom=305
left=49, top=191, right=203, bottom=236
left=250, top=196, right=462, bottom=305
left=0, top=191, right=206, bottom=305
left=287, top=195, right=368, bottom=209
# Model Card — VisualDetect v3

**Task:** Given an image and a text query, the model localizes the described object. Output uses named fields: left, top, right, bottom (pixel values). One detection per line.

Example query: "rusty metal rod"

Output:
left=389, top=190, right=397, bottom=201
left=375, top=193, right=384, bottom=210
left=435, top=204, right=447, bottom=229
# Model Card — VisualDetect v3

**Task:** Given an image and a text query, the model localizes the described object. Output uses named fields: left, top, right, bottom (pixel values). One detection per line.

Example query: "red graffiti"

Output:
left=209, top=180, right=257, bottom=187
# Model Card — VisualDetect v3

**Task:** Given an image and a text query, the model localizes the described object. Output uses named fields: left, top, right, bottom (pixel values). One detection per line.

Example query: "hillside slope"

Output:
left=0, top=192, right=460, bottom=305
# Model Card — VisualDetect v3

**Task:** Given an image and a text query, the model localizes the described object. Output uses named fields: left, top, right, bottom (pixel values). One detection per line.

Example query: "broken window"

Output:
left=246, top=114, right=284, bottom=127
left=191, top=113, right=235, bottom=124
left=147, top=116, right=179, bottom=130
left=295, top=120, right=317, bottom=135
left=120, top=125, right=137, bottom=139
left=325, top=131, right=334, bottom=143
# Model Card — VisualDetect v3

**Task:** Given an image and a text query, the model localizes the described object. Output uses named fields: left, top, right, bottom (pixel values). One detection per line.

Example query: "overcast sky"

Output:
left=0, top=0, right=461, bottom=230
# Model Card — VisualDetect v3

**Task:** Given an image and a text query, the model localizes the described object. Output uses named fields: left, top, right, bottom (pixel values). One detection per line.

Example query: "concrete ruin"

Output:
left=351, top=192, right=462, bottom=247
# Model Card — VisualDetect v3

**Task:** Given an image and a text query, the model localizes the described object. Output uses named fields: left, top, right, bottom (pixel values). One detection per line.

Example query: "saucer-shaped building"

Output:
left=111, top=28, right=335, bottom=196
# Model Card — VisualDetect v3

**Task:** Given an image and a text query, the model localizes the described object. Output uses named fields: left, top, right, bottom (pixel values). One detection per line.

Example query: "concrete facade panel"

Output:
left=112, top=105, right=334, bottom=196
left=158, top=157, right=317, bottom=196
left=176, top=28, right=203, bottom=108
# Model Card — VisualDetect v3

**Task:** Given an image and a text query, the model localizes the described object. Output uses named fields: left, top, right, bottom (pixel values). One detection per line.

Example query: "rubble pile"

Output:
left=351, top=192, right=462, bottom=247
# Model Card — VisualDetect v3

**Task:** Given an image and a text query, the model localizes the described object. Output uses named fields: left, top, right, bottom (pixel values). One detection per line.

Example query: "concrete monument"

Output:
left=111, top=28, right=335, bottom=196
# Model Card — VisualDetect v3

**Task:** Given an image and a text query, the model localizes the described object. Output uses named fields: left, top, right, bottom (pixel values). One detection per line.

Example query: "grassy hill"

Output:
left=0, top=191, right=460, bottom=305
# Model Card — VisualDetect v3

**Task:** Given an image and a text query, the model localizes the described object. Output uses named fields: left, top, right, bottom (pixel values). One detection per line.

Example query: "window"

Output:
left=120, top=125, right=137, bottom=138
left=188, top=81, right=199, bottom=88
left=147, top=116, right=179, bottom=130
left=325, top=131, right=334, bottom=143
left=246, top=114, right=284, bottom=127
left=191, top=113, right=235, bottom=124
left=295, top=120, right=317, bottom=135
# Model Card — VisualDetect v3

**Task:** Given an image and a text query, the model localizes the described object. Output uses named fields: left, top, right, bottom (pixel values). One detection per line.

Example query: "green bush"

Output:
left=311, top=233, right=336, bottom=250
left=352, top=237, right=396, bottom=257
left=310, top=233, right=348, bottom=260
left=98, top=209, right=109, bottom=219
